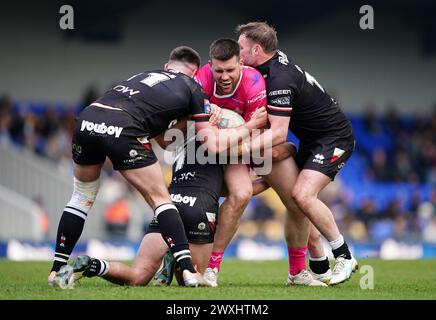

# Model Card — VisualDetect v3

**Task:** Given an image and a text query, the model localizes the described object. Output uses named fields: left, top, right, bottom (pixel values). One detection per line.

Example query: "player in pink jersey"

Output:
left=195, top=39, right=327, bottom=287
left=195, top=39, right=268, bottom=286
left=195, top=56, right=266, bottom=122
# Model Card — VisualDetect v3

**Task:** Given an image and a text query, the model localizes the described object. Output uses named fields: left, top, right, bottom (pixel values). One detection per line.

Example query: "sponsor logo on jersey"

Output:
left=80, top=120, right=123, bottom=138
left=72, top=143, right=82, bottom=155
left=337, top=162, right=345, bottom=169
left=168, top=119, right=178, bottom=129
left=330, top=147, right=345, bottom=163
left=278, top=50, right=289, bottom=65
left=113, top=85, right=140, bottom=96
left=313, top=153, right=325, bottom=164
left=206, top=212, right=217, bottom=232
left=129, top=149, right=138, bottom=157
left=271, top=96, right=290, bottom=106
left=268, top=89, right=292, bottom=96
left=198, top=222, right=206, bottom=230
left=123, top=156, right=145, bottom=164
left=247, top=90, right=266, bottom=104
left=173, top=171, right=196, bottom=183
left=170, top=193, right=197, bottom=207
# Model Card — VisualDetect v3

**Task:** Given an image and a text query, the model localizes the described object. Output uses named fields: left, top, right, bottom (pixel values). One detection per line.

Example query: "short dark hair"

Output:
left=169, top=46, right=201, bottom=68
left=209, top=38, right=240, bottom=61
left=235, top=22, right=278, bottom=54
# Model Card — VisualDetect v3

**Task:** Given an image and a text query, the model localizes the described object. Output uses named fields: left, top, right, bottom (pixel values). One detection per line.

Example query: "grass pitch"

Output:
left=0, top=259, right=435, bottom=300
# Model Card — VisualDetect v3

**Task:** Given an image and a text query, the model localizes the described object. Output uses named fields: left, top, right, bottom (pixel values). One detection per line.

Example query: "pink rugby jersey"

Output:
left=194, top=64, right=267, bottom=121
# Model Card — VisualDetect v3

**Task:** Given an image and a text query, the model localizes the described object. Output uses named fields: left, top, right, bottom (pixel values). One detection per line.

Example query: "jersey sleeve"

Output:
left=266, top=73, right=296, bottom=117
left=188, top=80, right=210, bottom=123
left=243, top=68, right=267, bottom=121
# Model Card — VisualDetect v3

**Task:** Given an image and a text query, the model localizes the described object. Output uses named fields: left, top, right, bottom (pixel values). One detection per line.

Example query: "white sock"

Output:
left=329, top=235, right=344, bottom=251
left=309, top=255, right=328, bottom=261
left=98, top=259, right=110, bottom=276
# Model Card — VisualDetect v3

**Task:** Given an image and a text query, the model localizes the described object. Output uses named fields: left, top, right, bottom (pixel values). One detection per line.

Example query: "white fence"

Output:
left=0, top=184, right=43, bottom=241
left=0, top=145, right=106, bottom=240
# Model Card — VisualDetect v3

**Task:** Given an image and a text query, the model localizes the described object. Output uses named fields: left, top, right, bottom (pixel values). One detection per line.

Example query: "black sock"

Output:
left=309, top=258, right=330, bottom=274
left=332, top=242, right=351, bottom=259
left=51, top=212, right=85, bottom=272
left=155, top=204, right=195, bottom=273
left=83, top=259, right=108, bottom=278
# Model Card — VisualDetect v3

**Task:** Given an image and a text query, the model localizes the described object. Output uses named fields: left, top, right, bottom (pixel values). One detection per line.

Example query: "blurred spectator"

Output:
left=392, top=216, right=410, bottom=241
left=104, top=197, right=131, bottom=239
left=355, top=198, right=379, bottom=229
left=383, top=104, right=402, bottom=136
left=80, top=84, right=100, bottom=111
left=1, top=91, right=435, bottom=245
left=250, top=197, right=275, bottom=238
left=0, top=95, right=12, bottom=146
left=33, top=196, right=50, bottom=240
left=422, top=216, right=436, bottom=243
left=367, top=147, right=393, bottom=181
left=362, top=103, right=382, bottom=135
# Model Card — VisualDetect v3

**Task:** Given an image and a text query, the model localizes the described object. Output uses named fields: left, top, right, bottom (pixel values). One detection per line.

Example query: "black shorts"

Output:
left=146, top=187, right=219, bottom=244
left=296, top=133, right=355, bottom=180
left=72, top=105, right=157, bottom=170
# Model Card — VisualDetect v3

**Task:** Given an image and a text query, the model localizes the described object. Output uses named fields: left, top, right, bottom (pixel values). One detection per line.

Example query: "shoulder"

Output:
left=177, top=73, right=204, bottom=96
left=267, top=54, right=303, bottom=90
left=194, top=64, right=212, bottom=82
left=241, top=66, right=265, bottom=90
left=194, top=64, right=213, bottom=93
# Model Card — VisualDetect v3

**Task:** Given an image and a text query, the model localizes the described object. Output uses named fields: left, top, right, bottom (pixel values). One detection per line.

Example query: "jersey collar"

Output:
left=256, top=52, right=279, bottom=76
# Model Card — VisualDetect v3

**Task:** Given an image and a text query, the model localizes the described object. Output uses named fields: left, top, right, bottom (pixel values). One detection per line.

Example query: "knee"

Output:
left=283, top=197, right=301, bottom=215
left=128, top=266, right=157, bottom=286
left=228, top=188, right=253, bottom=209
left=66, top=178, right=100, bottom=215
left=291, top=189, right=312, bottom=211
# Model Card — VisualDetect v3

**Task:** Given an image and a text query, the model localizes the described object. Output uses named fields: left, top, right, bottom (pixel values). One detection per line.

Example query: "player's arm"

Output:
left=266, top=113, right=291, bottom=147
left=195, top=106, right=267, bottom=154
left=152, top=117, right=189, bottom=150
left=237, top=114, right=290, bottom=158
left=188, top=77, right=267, bottom=154
left=241, top=80, right=294, bottom=155
left=252, top=177, right=270, bottom=195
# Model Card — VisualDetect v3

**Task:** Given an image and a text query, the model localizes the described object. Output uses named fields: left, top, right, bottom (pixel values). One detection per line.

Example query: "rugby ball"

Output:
left=217, top=108, right=245, bottom=129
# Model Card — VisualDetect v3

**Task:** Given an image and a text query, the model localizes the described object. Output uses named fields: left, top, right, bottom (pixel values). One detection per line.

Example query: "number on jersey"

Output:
left=140, top=72, right=176, bottom=87
left=295, top=65, right=325, bottom=92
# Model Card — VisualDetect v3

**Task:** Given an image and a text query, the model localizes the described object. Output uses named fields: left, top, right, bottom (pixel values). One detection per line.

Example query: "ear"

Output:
left=191, top=66, right=198, bottom=77
left=239, top=58, right=244, bottom=66
left=164, top=63, right=169, bottom=70
left=208, top=59, right=212, bottom=66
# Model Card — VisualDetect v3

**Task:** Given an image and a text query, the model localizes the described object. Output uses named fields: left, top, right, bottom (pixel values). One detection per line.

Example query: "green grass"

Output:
left=0, top=259, right=435, bottom=300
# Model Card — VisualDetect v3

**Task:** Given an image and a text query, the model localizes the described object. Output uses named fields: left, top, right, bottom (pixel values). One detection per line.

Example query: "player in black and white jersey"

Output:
left=48, top=46, right=268, bottom=288
left=150, top=134, right=225, bottom=275
left=237, top=22, right=358, bottom=285
left=60, top=112, right=271, bottom=287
